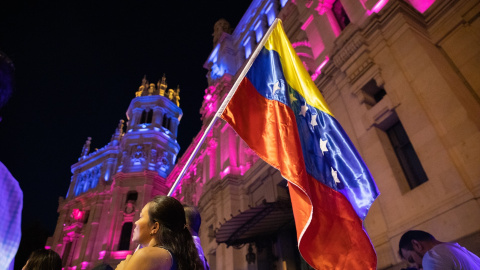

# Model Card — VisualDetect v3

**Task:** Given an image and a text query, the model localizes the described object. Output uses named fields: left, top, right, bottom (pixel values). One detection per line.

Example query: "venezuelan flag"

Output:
left=221, top=20, right=379, bottom=269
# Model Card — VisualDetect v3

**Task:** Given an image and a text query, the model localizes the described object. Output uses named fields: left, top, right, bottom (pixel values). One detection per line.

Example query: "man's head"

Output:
left=183, top=205, right=201, bottom=236
left=398, top=230, right=436, bottom=269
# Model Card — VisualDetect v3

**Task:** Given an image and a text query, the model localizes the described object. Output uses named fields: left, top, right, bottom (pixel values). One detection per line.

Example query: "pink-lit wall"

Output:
left=46, top=0, right=447, bottom=268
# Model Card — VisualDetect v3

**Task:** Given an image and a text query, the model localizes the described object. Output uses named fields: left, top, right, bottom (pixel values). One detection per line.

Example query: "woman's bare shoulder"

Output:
left=125, top=247, right=172, bottom=270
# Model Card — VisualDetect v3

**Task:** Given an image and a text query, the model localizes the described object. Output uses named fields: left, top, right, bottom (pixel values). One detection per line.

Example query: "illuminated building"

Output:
left=46, top=75, right=183, bottom=269
left=47, top=0, right=480, bottom=269
left=171, top=0, right=480, bottom=269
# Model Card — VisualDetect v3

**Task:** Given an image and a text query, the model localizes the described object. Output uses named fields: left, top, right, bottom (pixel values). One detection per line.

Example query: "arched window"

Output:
left=118, top=222, right=133, bottom=250
left=162, top=114, right=171, bottom=130
left=140, top=110, right=147, bottom=124
left=146, top=110, right=153, bottom=123
left=139, top=109, right=153, bottom=124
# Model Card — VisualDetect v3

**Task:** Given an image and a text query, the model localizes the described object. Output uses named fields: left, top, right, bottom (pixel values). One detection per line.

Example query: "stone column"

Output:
left=152, top=106, right=163, bottom=128
left=340, top=0, right=369, bottom=25
left=169, top=118, right=179, bottom=138
left=104, top=157, right=116, bottom=182
left=130, top=108, right=143, bottom=129
left=68, top=172, right=79, bottom=198
left=310, top=1, right=341, bottom=59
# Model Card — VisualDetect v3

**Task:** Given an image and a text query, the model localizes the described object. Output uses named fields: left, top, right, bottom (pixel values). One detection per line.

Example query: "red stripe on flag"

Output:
left=221, top=77, right=376, bottom=269
left=290, top=177, right=376, bottom=269
left=221, top=78, right=304, bottom=178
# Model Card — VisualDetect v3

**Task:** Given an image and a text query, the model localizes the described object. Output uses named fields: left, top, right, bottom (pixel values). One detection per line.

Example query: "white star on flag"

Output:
left=320, top=138, right=328, bottom=155
left=273, top=80, right=281, bottom=94
left=311, top=114, right=318, bottom=127
left=299, top=103, right=308, bottom=117
left=331, top=167, right=341, bottom=184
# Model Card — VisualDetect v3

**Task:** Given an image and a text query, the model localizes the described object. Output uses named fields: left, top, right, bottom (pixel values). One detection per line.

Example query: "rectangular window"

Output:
left=361, top=79, right=386, bottom=107
left=387, top=121, right=428, bottom=189
left=332, top=0, right=350, bottom=30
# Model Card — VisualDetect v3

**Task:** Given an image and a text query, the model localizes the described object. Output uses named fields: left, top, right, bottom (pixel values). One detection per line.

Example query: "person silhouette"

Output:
left=399, top=230, right=480, bottom=270
left=184, top=205, right=209, bottom=270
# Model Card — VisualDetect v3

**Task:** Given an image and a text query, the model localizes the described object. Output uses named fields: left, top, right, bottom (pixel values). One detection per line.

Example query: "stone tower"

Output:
left=46, top=75, right=182, bottom=269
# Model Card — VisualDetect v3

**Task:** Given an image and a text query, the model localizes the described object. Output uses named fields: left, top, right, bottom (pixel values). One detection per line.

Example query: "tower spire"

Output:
left=80, top=137, right=92, bottom=158
left=148, top=82, right=156, bottom=96
left=111, top=119, right=124, bottom=145
left=135, top=75, right=149, bottom=97
left=158, top=73, right=167, bottom=96
left=175, top=85, right=180, bottom=107
left=142, top=75, right=148, bottom=88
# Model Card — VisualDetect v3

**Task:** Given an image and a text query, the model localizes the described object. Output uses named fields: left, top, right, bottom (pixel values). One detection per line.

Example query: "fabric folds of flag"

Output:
left=220, top=20, right=379, bottom=269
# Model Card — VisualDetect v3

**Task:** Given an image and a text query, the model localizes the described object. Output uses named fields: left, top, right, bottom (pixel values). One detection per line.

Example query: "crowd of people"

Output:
left=14, top=207, right=480, bottom=270
left=11, top=196, right=209, bottom=270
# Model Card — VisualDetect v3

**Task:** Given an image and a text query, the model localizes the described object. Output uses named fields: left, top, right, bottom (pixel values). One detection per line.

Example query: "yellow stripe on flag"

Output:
left=264, top=21, right=333, bottom=116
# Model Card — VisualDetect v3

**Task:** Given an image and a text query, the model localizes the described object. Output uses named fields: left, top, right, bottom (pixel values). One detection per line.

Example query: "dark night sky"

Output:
left=0, top=0, right=252, bottom=236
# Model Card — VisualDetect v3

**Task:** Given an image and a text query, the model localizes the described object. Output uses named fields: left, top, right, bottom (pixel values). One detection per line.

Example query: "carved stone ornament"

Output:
left=131, top=145, right=146, bottom=166
left=125, top=202, right=135, bottom=214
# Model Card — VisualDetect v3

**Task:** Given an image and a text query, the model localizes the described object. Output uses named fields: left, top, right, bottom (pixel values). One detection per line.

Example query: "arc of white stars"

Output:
left=299, top=102, right=308, bottom=117
left=320, top=138, right=341, bottom=185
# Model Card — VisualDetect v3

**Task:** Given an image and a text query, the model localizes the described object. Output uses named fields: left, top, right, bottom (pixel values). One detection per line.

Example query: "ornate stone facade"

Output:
left=47, top=0, right=480, bottom=269
left=171, top=0, right=480, bottom=269
left=46, top=76, right=182, bottom=269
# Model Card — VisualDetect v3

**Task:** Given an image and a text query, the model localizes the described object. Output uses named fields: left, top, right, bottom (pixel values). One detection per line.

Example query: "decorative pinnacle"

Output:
left=158, top=73, right=167, bottom=96
left=133, top=74, right=179, bottom=106
left=80, top=137, right=92, bottom=157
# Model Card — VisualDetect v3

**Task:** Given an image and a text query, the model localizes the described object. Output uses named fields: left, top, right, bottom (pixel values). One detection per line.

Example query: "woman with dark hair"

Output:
left=22, top=249, right=62, bottom=270
left=116, top=196, right=204, bottom=270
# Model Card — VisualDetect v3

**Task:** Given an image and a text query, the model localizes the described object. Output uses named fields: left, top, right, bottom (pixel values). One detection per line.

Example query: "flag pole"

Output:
left=167, top=116, right=219, bottom=196
left=167, top=18, right=281, bottom=197
left=215, top=18, right=280, bottom=118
